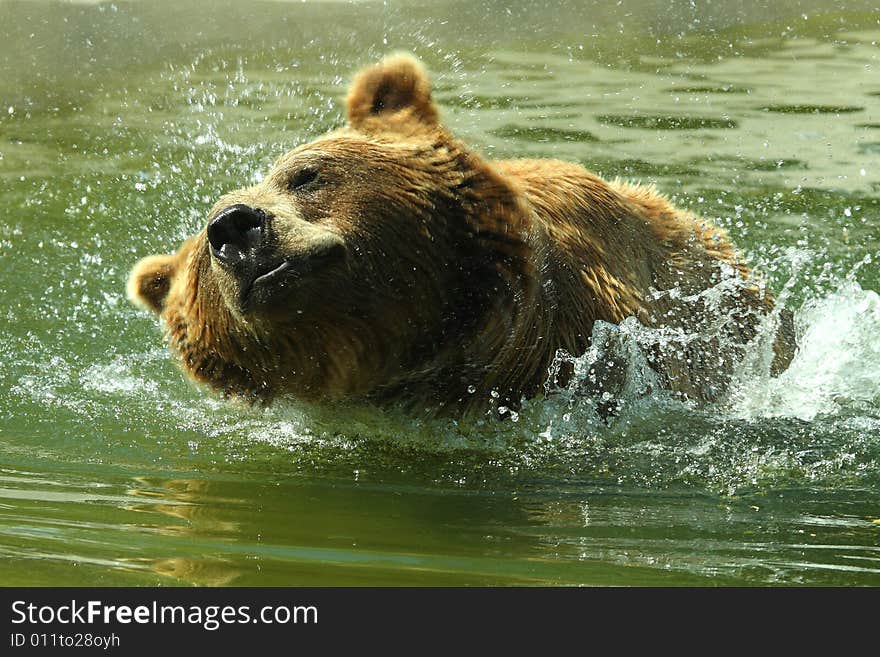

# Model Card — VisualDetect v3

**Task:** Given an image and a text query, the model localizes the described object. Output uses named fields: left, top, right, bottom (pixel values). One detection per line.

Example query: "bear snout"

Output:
left=207, top=204, right=267, bottom=265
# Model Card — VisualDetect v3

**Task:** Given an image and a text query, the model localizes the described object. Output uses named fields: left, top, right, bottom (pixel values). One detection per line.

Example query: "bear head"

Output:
left=128, top=55, right=537, bottom=407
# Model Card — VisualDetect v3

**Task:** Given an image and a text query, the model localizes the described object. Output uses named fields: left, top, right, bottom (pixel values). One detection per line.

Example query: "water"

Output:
left=1, top=0, right=879, bottom=586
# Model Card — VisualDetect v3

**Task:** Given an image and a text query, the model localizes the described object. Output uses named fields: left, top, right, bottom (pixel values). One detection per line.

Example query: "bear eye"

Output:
left=287, top=167, right=319, bottom=192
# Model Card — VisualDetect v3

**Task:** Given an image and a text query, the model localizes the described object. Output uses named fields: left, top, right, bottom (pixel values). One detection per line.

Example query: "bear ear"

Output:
left=346, top=54, right=439, bottom=134
left=127, top=253, right=177, bottom=314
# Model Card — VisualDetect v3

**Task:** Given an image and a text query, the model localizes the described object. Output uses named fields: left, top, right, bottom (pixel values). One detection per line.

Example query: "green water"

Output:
left=1, top=0, right=879, bottom=586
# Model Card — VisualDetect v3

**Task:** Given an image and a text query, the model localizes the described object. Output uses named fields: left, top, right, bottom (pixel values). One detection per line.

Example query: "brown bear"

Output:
left=128, top=54, right=795, bottom=417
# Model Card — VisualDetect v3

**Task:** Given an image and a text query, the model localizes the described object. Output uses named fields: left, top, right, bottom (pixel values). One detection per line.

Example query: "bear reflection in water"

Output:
left=128, top=55, right=795, bottom=417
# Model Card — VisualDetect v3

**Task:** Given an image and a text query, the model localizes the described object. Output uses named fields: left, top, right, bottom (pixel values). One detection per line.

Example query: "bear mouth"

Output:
left=239, top=259, right=303, bottom=309
left=253, top=260, right=294, bottom=288
left=238, top=245, right=347, bottom=311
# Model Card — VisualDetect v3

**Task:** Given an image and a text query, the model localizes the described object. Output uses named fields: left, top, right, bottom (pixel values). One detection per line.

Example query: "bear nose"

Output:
left=207, top=204, right=266, bottom=264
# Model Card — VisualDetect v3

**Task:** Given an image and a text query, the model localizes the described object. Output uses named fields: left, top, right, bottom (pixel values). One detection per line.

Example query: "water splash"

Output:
left=728, top=279, right=880, bottom=421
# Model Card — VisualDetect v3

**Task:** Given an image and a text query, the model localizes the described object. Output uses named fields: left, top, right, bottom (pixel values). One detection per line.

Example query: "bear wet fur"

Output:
left=128, top=54, right=795, bottom=415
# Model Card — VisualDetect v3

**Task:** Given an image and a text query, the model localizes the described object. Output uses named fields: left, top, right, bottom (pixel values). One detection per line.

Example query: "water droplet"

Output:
left=467, top=385, right=476, bottom=394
